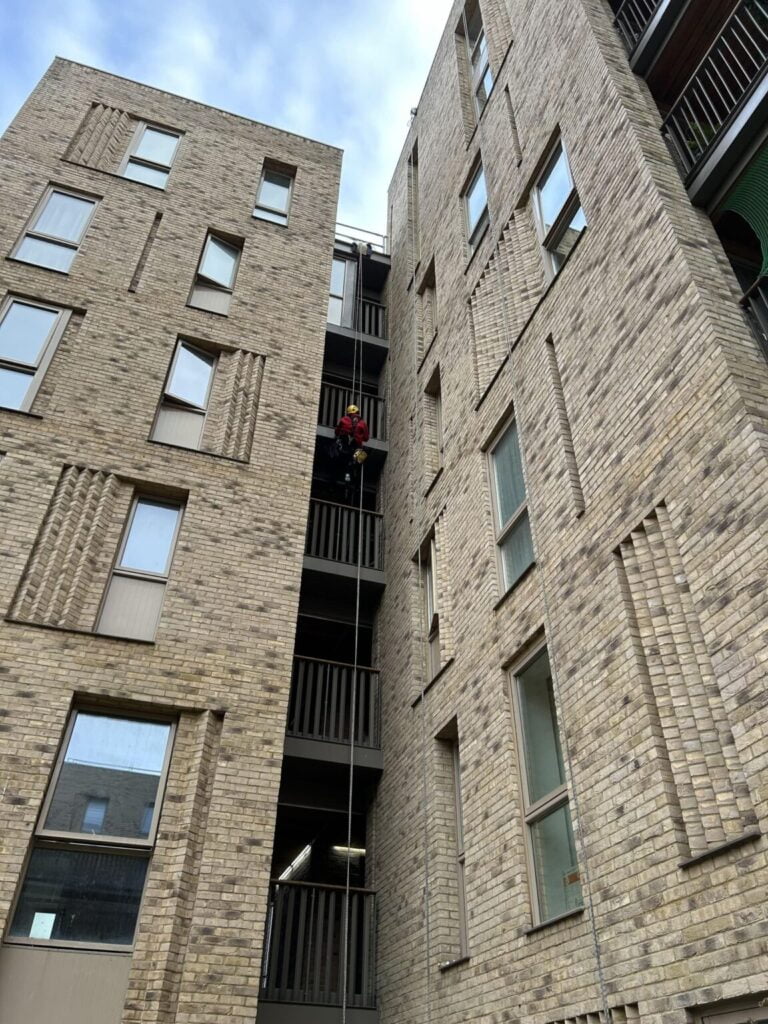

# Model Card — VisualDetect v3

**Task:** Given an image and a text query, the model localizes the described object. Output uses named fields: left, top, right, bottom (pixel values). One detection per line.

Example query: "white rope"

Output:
left=341, top=242, right=367, bottom=1024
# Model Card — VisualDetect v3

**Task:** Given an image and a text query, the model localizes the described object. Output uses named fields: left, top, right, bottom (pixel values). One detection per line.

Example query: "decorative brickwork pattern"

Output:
left=616, top=505, right=754, bottom=856
left=10, top=465, right=126, bottom=631
left=65, top=102, right=135, bottom=173
left=204, top=349, right=265, bottom=462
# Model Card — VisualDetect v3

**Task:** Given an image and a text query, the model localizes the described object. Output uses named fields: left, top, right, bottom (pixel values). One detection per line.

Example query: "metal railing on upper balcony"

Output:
left=306, top=499, right=384, bottom=571
left=335, top=222, right=389, bottom=255
left=614, top=0, right=665, bottom=53
left=287, top=656, right=381, bottom=748
left=260, top=881, right=377, bottom=1009
left=319, top=382, right=387, bottom=441
left=662, top=0, right=768, bottom=178
left=359, top=297, right=387, bottom=340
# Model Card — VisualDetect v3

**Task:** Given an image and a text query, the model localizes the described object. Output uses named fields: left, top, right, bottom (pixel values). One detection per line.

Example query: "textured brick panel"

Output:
left=65, top=102, right=135, bottom=173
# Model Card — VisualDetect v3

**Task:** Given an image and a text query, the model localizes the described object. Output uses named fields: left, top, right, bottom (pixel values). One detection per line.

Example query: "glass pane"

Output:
left=0, top=366, right=33, bottom=409
left=254, top=207, right=287, bottom=225
left=471, top=31, right=488, bottom=76
left=9, top=847, right=148, bottom=945
left=517, top=650, right=564, bottom=805
left=466, top=166, right=488, bottom=237
left=259, top=170, right=291, bottom=212
left=465, top=0, right=483, bottom=45
left=0, top=302, right=58, bottom=365
left=530, top=802, right=582, bottom=921
left=537, top=146, right=572, bottom=234
left=35, top=191, right=94, bottom=243
left=124, top=160, right=169, bottom=189
left=134, top=126, right=179, bottom=166
left=550, top=204, right=587, bottom=270
left=120, top=499, right=180, bottom=575
left=16, top=236, right=75, bottom=272
left=328, top=295, right=343, bottom=325
left=500, top=512, right=534, bottom=588
left=492, top=420, right=526, bottom=525
left=44, top=713, right=171, bottom=838
left=199, top=236, right=239, bottom=288
left=167, top=343, right=214, bottom=408
left=82, top=797, right=108, bottom=834
left=330, top=258, right=346, bottom=298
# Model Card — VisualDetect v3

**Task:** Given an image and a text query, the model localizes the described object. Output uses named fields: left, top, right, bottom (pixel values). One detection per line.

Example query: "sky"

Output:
left=0, top=0, right=451, bottom=236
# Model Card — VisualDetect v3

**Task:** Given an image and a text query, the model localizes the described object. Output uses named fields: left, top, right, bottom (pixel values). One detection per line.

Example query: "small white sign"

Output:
left=29, top=912, right=56, bottom=939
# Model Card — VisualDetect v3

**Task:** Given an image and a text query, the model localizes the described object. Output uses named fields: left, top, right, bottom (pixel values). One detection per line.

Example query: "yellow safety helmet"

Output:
left=353, top=448, right=368, bottom=464
left=346, top=404, right=360, bottom=415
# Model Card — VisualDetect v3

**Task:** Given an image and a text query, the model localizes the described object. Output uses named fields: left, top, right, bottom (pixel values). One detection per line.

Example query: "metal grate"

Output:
left=287, top=657, right=381, bottom=748
left=305, top=499, right=383, bottom=570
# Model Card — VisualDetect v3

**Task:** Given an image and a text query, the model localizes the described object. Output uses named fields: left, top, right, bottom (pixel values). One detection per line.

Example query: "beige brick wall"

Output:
left=0, top=58, right=341, bottom=1023
left=377, top=2, right=768, bottom=1023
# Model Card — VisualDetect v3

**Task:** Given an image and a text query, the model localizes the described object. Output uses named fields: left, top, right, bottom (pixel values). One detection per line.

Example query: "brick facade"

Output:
left=377, top=1, right=768, bottom=1023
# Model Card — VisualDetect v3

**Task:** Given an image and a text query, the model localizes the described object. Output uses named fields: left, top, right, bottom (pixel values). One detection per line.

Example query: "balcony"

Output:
left=614, top=0, right=688, bottom=73
left=662, top=0, right=768, bottom=202
left=743, top=277, right=768, bottom=358
left=258, top=881, right=377, bottom=1024
left=284, top=657, right=382, bottom=771
left=305, top=499, right=383, bottom=572
left=318, top=382, right=386, bottom=442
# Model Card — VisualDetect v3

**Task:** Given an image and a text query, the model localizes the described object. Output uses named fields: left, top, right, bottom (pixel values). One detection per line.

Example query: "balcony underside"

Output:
left=303, top=556, right=385, bottom=597
left=258, top=1003, right=378, bottom=1024
left=325, top=324, right=388, bottom=374
left=284, top=735, right=383, bottom=772
left=645, top=0, right=736, bottom=106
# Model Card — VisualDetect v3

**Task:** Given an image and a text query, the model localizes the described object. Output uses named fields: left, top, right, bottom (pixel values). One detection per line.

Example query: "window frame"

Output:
left=451, top=738, right=469, bottom=956
left=5, top=707, right=176, bottom=952
left=423, top=535, right=441, bottom=679
left=0, top=295, right=71, bottom=413
left=151, top=338, right=218, bottom=451
left=463, top=161, right=489, bottom=253
left=119, top=121, right=181, bottom=190
left=196, top=233, right=241, bottom=293
left=532, top=140, right=585, bottom=277
left=113, top=495, right=184, bottom=583
left=12, top=185, right=98, bottom=274
left=508, top=644, right=582, bottom=926
left=487, top=415, right=535, bottom=593
left=253, top=164, right=294, bottom=226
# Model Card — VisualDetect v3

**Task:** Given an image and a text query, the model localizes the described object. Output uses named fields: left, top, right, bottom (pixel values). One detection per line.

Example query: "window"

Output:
left=533, top=141, right=586, bottom=275
left=425, top=366, right=444, bottom=477
left=512, top=649, right=582, bottom=924
left=97, top=495, right=183, bottom=641
left=417, top=259, right=437, bottom=357
left=328, top=256, right=357, bottom=328
left=463, top=0, right=493, bottom=115
left=463, top=162, right=489, bottom=252
left=8, top=709, right=174, bottom=947
left=122, top=123, right=180, bottom=189
left=489, top=417, right=534, bottom=591
left=423, top=537, right=441, bottom=678
left=151, top=339, right=216, bottom=450
left=188, top=232, right=242, bottom=315
left=0, top=296, right=71, bottom=412
left=254, top=164, right=294, bottom=225
left=14, top=187, right=97, bottom=273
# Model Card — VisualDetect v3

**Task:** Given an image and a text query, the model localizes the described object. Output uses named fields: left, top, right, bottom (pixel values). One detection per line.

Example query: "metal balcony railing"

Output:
left=614, top=0, right=665, bottom=53
left=662, top=0, right=768, bottom=177
left=335, top=222, right=389, bottom=255
left=359, top=298, right=387, bottom=340
left=287, top=657, right=381, bottom=748
left=306, top=499, right=383, bottom=571
left=261, top=881, right=377, bottom=1008
left=319, top=382, right=387, bottom=441
left=742, top=276, right=768, bottom=359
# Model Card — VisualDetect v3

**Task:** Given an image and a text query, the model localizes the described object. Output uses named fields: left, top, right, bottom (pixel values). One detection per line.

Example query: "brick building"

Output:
left=1, top=0, right=768, bottom=1020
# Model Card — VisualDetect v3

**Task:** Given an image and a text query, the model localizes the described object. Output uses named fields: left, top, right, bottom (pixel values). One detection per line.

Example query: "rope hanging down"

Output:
left=340, top=240, right=367, bottom=1024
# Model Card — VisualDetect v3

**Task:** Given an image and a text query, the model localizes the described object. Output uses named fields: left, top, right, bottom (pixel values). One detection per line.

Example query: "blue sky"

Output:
left=0, top=0, right=450, bottom=235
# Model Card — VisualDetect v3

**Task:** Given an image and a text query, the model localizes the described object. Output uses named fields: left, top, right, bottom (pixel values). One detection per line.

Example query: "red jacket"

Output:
left=335, top=414, right=370, bottom=445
